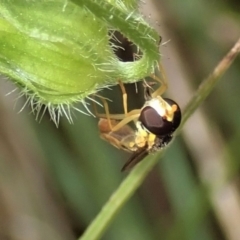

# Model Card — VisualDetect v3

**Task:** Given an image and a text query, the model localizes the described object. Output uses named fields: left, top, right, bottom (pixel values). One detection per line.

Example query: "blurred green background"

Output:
left=0, top=0, right=240, bottom=239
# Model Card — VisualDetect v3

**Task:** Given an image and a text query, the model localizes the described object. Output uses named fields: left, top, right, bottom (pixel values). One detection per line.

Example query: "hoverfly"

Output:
left=95, top=64, right=181, bottom=171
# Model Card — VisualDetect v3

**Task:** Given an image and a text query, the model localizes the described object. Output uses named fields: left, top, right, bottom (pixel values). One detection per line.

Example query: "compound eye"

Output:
left=139, top=98, right=181, bottom=136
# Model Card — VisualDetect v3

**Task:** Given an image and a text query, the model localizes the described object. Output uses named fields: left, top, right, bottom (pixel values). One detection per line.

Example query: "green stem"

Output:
left=80, top=153, right=162, bottom=240
left=79, top=37, right=240, bottom=240
left=180, top=37, right=240, bottom=129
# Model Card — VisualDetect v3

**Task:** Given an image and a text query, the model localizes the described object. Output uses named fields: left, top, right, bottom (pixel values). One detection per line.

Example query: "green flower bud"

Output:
left=0, top=0, right=160, bottom=124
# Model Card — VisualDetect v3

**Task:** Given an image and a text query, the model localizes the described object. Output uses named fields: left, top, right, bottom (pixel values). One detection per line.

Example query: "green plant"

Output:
left=0, top=0, right=159, bottom=124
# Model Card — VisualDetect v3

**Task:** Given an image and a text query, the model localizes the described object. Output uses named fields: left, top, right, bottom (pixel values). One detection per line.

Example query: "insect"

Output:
left=95, top=64, right=181, bottom=171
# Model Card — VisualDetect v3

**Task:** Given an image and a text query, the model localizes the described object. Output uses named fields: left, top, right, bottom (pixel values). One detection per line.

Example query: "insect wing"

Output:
left=98, top=118, right=137, bottom=152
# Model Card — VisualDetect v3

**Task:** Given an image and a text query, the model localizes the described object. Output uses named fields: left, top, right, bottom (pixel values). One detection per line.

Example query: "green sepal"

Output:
left=0, top=0, right=160, bottom=122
